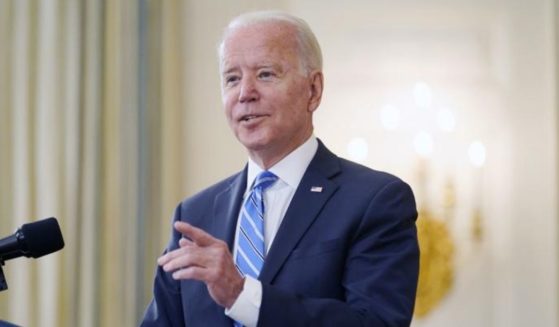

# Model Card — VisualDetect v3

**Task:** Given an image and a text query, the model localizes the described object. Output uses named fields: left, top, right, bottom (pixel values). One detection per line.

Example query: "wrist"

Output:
left=224, top=276, right=263, bottom=327
left=226, top=276, right=245, bottom=309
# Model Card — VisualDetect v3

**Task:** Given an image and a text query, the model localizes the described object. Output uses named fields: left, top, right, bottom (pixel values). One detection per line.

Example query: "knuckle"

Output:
left=216, top=240, right=228, bottom=250
left=215, top=243, right=227, bottom=256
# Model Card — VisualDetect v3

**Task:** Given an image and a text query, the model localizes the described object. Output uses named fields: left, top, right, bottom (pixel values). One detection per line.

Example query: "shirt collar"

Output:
left=246, top=135, right=318, bottom=190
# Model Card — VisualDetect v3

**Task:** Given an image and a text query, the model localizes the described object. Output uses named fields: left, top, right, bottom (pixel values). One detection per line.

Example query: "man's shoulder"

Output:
left=328, top=156, right=414, bottom=201
left=315, top=140, right=405, bottom=187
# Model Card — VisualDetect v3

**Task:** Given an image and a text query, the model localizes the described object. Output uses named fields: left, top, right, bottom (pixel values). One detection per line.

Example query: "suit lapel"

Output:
left=259, top=142, right=341, bottom=283
left=212, top=168, right=247, bottom=250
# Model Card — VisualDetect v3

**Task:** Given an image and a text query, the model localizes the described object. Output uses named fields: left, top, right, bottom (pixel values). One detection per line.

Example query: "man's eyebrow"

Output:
left=257, top=63, right=279, bottom=69
left=221, top=63, right=282, bottom=75
left=221, top=67, right=239, bottom=75
left=256, top=64, right=285, bottom=73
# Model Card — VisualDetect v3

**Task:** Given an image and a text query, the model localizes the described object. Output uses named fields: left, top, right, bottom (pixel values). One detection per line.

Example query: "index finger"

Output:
left=174, top=221, right=216, bottom=247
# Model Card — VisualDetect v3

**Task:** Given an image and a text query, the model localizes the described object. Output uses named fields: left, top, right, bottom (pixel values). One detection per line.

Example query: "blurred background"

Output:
left=0, top=0, right=557, bottom=326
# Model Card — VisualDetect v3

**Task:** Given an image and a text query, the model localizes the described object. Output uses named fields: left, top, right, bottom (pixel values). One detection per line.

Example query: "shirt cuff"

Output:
left=225, top=276, right=262, bottom=327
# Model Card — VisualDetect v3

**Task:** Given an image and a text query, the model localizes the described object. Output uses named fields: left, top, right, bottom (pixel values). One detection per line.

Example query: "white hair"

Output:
left=218, top=10, right=323, bottom=73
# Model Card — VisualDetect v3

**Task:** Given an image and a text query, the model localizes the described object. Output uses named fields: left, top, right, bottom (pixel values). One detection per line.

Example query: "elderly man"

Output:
left=141, top=11, right=419, bottom=327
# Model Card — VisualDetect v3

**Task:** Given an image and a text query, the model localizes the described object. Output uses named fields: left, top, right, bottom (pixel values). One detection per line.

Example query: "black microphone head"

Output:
left=20, top=217, right=65, bottom=258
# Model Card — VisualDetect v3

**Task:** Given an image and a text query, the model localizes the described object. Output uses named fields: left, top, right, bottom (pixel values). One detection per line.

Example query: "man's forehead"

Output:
left=223, top=21, right=297, bottom=49
left=226, top=19, right=296, bottom=37
left=221, top=29, right=297, bottom=62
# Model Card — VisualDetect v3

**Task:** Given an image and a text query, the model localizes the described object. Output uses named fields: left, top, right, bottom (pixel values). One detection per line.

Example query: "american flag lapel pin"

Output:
left=310, top=186, right=323, bottom=192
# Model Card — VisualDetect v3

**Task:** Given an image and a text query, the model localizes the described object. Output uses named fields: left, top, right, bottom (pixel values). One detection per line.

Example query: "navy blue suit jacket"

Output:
left=141, top=141, right=419, bottom=326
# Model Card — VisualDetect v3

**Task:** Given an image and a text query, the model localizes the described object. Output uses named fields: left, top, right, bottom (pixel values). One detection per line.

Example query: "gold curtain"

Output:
left=0, top=0, right=184, bottom=326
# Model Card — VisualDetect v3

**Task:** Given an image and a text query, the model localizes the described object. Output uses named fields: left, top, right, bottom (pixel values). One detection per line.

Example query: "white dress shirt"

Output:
left=225, top=136, right=319, bottom=327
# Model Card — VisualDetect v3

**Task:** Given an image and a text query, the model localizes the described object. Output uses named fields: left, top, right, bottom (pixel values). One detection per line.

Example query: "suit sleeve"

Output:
left=258, top=180, right=420, bottom=327
left=140, top=205, right=186, bottom=327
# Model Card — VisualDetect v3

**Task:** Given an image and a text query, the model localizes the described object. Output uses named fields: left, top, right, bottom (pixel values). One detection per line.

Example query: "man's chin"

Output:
left=235, top=130, right=268, bottom=148
left=240, top=139, right=269, bottom=152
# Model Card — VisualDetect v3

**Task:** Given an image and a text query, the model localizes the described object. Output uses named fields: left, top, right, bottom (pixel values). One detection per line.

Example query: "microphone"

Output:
left=0, top=217, right=65, bottom=262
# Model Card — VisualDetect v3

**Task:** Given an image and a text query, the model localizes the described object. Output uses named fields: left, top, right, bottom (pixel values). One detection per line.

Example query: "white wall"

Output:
left=179, top=1, right=558, bottom=325
left=287, top=1, right=558, bottom=326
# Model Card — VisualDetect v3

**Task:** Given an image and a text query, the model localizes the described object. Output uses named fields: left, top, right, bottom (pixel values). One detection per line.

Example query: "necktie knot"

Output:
left=253, top=171, right=278, bottom=191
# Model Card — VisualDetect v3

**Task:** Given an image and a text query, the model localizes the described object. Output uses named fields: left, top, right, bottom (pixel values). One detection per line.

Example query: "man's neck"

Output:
left=248, top=134, right=314, bottom=170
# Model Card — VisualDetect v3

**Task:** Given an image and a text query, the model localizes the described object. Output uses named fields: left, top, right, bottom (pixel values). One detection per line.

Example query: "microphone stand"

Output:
left=0, top=258, right=7, bottom=291
left=0, top=259, right=24, bottom=327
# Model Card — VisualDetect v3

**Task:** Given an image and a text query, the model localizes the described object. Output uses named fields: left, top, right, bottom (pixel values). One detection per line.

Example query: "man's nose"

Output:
left=238, top=77, right=259, bottom=103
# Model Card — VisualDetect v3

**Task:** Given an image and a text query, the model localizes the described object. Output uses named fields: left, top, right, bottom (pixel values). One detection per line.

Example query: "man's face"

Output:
left=220, top=22, right=322, bottom=166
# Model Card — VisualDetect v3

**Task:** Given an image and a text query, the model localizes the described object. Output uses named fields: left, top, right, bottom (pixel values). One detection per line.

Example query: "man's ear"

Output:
left=307, top=71, right=324, bottom=113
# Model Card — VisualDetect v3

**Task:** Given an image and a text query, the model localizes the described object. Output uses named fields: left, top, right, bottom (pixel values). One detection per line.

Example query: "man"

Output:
left=142, top=11, right=419, bottom=327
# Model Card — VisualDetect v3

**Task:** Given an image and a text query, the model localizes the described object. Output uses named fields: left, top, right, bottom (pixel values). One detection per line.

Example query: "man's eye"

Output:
left=225, top=76, right=240, bottom=85
left=258, top=71, right=275, bottom=79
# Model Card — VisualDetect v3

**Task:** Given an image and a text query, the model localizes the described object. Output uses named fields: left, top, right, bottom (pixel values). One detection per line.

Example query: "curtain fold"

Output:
left=0, top=0, right=185, bottom=325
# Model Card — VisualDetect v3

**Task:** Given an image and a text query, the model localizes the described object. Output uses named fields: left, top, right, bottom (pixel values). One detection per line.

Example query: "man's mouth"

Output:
left=240, top=114, right=266, bottom=122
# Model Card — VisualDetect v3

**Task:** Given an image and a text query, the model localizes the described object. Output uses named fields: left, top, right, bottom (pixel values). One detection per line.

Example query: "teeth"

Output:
left=243, top=115, right=257, bottom=121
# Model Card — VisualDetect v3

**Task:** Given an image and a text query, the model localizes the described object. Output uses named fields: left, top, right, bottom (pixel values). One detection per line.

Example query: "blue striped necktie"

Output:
left=235, top=171, right=278, bottom=279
